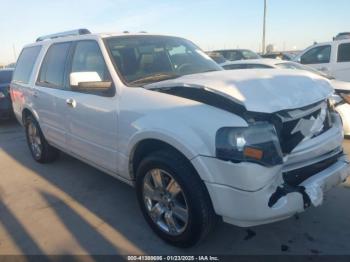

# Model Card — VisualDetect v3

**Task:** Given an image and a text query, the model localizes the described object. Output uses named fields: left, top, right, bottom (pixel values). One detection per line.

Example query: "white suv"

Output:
left=10, top=29, right=350, bottom=247
left=295, top=39, right=350, bottom=82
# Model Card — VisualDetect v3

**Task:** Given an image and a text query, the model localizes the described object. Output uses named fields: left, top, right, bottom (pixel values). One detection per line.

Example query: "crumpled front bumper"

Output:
left=192, top=113, right=350, bottom=227
left=199, top=154, right=350, bottom=227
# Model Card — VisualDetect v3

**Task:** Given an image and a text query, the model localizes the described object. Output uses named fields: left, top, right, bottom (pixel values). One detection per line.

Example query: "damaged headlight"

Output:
left=216, top=123, right=283, bottom=166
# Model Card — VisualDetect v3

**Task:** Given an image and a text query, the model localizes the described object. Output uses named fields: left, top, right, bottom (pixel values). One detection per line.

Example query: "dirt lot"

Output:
left=0, top=119, right=349, bottom=255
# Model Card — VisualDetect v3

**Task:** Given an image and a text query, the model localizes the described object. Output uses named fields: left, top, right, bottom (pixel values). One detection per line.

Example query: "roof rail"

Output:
left=36, top=28, right=91, bottom=42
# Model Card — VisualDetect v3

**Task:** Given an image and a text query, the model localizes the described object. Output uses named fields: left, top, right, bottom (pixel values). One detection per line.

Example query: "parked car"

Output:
left=221, top=59, right=350, bottom=136
left=212, top=49, right=261, bottom=61
left=294, top=39, right=350, bottom=82
left=0, top=68, right=14, bottom=119
left=11, top=29, right=350, bottom=247
left=205, top=51, right=227, bottom=64
left=261, top=52, right=294, bottom=61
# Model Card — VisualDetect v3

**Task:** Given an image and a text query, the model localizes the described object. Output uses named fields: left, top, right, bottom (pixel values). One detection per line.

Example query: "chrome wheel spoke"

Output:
left=166, top=178, right=181, bottom=198
left=150, top=203, right=165, bottom=222
left=151, top=169, right=164, bottom=189
left=164, top=211, right=178, bottom=234
left=144, top=179, right=162, bottom=202
left=172, top=202, right=188, bottom=223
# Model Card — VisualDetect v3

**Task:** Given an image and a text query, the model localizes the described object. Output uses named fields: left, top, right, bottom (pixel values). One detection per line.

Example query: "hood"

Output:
left=144, top=69, right=333, bottom=114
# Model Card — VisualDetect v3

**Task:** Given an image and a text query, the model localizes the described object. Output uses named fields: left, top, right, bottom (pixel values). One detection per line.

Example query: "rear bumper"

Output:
left=203, top=154, right=349, bottom=227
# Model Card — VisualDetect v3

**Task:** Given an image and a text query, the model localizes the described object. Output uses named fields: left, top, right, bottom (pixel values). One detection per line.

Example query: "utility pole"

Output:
left=262, top=0, right=267, bottom=54
left=12, top=44, right=17, bottom=62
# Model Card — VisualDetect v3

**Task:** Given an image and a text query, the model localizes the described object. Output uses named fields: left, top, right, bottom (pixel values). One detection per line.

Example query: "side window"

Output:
left=300, top=45, right=331, bottom=64
left=338, top=43, right=350, bottom=62
left=13, top=46, right=42, bottom=84
left=38, top=42, right=71, bottom=88
left=71, top=41, right=110, bottom=82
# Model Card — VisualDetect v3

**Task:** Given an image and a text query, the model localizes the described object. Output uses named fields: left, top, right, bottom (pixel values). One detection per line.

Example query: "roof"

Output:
left=24, top=31, right=183, bottom=49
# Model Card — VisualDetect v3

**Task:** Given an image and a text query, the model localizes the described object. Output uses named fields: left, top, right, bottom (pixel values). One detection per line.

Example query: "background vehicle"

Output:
left=333, top=32, right=350, bottom=41
left=294, top=39, right=350, bottom=82
left=212, top=49, right=261, bottom=61
left=10, top=30, right=349, bottom=247
left=261, top=52, right=294, bottom=61
left=0, top=68, right=14, bottom=119
left=221, top=59, right=350, bottom=136
left=205, top=51, right=227, bottom=64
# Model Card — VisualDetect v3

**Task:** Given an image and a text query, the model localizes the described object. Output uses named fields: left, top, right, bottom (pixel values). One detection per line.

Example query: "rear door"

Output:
left=35, top=42, right=72, bottom=146
left=65, top=40, right=119, bottom=173
left=333, top=42, right=350, bottom=81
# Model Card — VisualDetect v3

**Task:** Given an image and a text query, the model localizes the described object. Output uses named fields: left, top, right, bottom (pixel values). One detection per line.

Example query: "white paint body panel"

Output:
left=145, top=69, right=333, bottom=114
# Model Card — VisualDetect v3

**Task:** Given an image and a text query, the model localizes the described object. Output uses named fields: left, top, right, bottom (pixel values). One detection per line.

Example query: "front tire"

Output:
left=135, top=150, right=217, bottom=247
left=25, top=115, right=59, bottom=163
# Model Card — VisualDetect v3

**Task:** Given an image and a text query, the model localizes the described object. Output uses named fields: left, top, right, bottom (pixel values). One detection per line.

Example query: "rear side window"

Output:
left=300, top=45, right=331, bottom=64
left=38, top=42, right=71, bottom=87
left=13, top=46, right=41, bottom=84
left=338, top=43, right=350, bottom=62
left=0, top=71, right=13, bottom=84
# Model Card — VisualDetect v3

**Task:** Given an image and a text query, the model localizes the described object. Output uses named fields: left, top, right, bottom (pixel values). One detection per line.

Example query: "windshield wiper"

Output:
left=129, top=73, right=180, bottom=85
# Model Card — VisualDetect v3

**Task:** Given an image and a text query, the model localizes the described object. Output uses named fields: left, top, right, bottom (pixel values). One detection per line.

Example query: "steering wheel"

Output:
left=177, top=63, right=196, bottom=74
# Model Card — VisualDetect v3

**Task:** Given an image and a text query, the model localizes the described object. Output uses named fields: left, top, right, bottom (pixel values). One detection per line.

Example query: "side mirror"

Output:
left=70, top=72, right=112, bottom=92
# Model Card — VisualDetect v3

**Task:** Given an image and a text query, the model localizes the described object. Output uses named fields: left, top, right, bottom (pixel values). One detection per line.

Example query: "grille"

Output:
left=277, top=102, right=332, bottom=154
left=283, top=151, right=342, bottom=186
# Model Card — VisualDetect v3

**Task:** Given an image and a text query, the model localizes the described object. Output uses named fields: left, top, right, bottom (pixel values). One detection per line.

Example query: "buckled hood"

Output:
left=144, top=69, right=333, bottom=114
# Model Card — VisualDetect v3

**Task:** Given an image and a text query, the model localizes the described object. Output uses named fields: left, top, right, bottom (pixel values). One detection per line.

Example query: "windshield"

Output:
left=105, top=36, right=222, bottom=85
left=276, top=62, right=334, bottom=79
left=241, top=50, right=260, bottom=59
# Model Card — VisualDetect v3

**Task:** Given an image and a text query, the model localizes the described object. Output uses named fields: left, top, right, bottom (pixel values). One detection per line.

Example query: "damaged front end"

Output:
left=149, top=84, right=350, bottom=226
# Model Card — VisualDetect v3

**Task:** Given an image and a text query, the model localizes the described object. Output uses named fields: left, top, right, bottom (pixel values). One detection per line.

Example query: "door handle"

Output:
left=66, top=98, right=76, bottom=108
left=33, top=91, right=39, bottom=98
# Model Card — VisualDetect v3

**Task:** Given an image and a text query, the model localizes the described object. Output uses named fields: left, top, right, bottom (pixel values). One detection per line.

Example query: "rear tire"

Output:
left=135, top=149, right=217, bottom=247
left=25, top=115, right=59, bottom=163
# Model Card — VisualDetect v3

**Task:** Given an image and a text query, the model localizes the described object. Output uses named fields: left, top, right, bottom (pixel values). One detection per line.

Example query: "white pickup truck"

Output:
left=295, top=39, right=350, bottom=82
left=10, top=29, right=350, bottom=247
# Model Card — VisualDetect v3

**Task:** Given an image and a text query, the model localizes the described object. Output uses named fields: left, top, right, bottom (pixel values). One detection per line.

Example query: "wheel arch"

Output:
left=22, top=107, right=39, bottom=125
left=129, top=137, right=198, bottom=181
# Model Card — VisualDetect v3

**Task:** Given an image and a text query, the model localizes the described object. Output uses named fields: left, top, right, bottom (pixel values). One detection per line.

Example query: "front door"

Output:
left=64, top=40, right=119, bottom=173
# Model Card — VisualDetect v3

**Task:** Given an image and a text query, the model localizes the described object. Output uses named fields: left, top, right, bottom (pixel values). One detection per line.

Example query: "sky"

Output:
left=0, top=0, right=349, bottom=65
